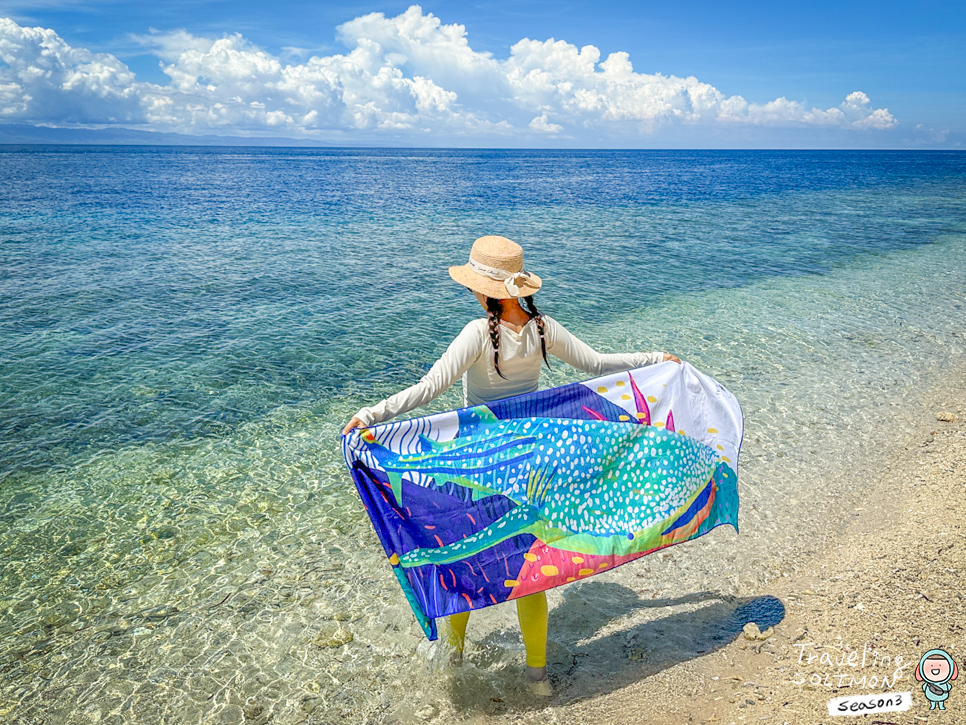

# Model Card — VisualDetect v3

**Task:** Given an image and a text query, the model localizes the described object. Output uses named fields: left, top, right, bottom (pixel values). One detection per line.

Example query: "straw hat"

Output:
left=448, top=235, right=542, bottom=300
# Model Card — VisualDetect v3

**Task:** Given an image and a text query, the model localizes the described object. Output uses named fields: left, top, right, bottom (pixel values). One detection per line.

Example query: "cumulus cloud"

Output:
left=0, top=6, right=898, bottom=141
left=0, top=17, right=142, bottom=123
left=529, top=114, right=562, bottom=133
left=724, top=91, right=896, bottom=129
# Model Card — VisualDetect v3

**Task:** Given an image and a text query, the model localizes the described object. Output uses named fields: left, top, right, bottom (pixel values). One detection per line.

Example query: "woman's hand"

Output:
left=662, top=353, right=682, bottom=364
left=342, top=417, right=366, bottom=436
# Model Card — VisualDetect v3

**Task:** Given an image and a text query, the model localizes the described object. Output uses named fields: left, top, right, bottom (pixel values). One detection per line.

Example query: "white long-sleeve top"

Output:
left=352, top=315, right=665, bottom=426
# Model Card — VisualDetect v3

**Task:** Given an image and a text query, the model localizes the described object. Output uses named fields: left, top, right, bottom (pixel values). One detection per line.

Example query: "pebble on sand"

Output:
left=741, top=623, right=774, bottom=641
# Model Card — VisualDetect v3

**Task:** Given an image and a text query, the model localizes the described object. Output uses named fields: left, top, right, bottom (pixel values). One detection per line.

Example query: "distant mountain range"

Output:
left=0, top=124, right=336, bottom=146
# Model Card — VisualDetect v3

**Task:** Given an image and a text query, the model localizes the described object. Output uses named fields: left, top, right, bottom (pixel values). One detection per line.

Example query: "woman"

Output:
left=342, top=235, right=680, bottom=695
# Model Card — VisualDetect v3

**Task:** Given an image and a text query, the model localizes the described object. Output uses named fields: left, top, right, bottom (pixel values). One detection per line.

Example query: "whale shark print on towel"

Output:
left=368, top=413, right=722, bottom=566
left=342, top=361, right=742, bottom=640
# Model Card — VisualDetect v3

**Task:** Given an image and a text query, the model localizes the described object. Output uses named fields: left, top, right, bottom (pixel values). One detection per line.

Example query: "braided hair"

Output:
left=485, top=295, right=552, bottom=380
left=485, top=296, right=508, bottom=379
left=521, top=295, right=552, bottom=371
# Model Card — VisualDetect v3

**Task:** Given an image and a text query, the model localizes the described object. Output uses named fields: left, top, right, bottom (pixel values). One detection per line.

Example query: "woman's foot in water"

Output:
left=416, top=639, right=463, bottom=671
left=447, top=646, right=464, bottom=667
left=526, top=665, right=552, bottom=697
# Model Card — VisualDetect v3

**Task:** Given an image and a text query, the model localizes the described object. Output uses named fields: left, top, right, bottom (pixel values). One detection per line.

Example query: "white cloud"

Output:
left=529, top=114, right=562, bottom=133
left=913, top=124, right=949, bottom=143
left=0, top=17, right=142, bottom=123
left=840, top=91, right=897, bottom=130
left=0, top=7, right=899, bottom=141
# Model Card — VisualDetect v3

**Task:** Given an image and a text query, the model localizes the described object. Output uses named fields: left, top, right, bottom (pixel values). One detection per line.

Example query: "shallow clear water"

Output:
left=1, top=148, right=964, bottom=723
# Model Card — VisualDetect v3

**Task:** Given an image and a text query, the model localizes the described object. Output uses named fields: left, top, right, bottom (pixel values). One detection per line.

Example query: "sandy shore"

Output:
left=466, top=370, right=966, bottom=725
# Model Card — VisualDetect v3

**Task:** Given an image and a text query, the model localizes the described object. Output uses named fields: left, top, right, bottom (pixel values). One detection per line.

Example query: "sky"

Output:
left=0, top=0, right=962, bottom=147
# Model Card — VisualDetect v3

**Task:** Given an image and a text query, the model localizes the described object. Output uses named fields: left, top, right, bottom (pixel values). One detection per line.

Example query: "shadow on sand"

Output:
left=444, top=581, right=785, bottom=715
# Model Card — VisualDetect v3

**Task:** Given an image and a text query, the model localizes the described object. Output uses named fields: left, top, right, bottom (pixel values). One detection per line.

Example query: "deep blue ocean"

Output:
left=1, top=148, right=964, bottom=723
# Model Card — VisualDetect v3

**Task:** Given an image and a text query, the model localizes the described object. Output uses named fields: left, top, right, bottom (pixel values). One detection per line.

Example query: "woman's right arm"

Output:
left=544, top=316, right=678, bottom=375
left=342, top=320, right=484, bottom=435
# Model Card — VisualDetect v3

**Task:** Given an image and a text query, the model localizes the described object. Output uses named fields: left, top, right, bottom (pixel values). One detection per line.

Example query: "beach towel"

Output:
left=341, top=360, right=742, bottom=640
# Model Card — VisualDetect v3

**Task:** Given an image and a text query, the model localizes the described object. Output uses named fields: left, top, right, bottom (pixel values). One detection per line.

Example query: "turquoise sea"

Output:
left=1, top=148, right=965, bottom=723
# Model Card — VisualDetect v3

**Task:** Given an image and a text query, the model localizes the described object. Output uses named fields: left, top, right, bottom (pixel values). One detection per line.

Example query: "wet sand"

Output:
left=467, top=369, right=965, bottom=725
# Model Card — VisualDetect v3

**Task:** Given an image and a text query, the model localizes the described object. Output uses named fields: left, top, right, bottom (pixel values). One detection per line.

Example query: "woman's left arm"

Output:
left=544, top=316, right=679, bottom=375
left=342, top=320, right=484, bottom=435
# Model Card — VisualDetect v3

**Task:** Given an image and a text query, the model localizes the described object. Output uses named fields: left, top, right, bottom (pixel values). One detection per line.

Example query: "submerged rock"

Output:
left=58, top=542, right=85, bottom=557
left=312, top=626, right=353, bottom=648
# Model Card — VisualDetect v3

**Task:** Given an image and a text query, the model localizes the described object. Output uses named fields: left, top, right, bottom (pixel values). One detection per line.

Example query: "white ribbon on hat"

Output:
left=467, top=257, right=535, bottom=296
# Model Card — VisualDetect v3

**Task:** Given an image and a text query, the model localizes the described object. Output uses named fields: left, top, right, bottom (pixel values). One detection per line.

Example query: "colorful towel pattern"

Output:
left=341, top=361, right=742, bottom=640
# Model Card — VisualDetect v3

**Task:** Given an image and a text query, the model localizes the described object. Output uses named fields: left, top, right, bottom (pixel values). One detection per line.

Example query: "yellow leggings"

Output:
left=445, top=591, right=547, bottom=668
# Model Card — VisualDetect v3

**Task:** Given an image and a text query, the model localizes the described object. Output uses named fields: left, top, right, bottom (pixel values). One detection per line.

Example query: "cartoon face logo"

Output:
left=916, top=649, right=959, bottom=711
left=923, top=657, right=952, bottom=683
